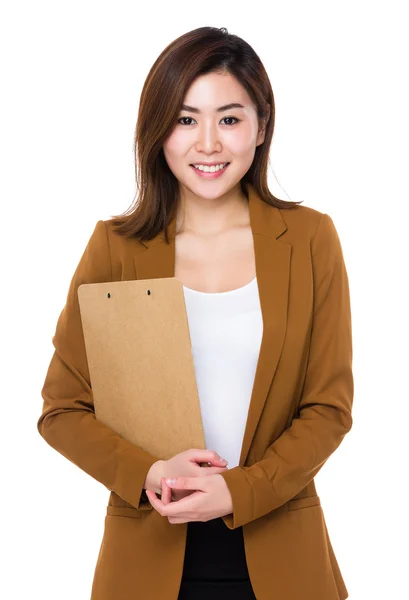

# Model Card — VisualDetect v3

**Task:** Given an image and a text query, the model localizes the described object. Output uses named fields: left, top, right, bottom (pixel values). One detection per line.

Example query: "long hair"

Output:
left=111, top=26, right=303, bottom=242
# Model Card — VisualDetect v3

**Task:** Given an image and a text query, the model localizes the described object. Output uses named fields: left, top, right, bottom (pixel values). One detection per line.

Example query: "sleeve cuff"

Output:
left=219, top=466, right=255, bottom=529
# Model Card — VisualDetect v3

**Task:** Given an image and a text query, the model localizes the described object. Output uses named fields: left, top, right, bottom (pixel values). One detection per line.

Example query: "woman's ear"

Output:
left=256, top=104, right=271, bottom=146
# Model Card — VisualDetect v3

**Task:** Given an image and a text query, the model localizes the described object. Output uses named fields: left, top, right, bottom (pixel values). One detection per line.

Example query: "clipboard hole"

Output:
left=106, top=293, right=111, bottom=298
left=147, top=289, right=151, bottom=295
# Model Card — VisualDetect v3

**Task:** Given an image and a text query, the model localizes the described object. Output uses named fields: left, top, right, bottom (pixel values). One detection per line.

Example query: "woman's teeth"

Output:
left=192, top=163, right=229, bottom=173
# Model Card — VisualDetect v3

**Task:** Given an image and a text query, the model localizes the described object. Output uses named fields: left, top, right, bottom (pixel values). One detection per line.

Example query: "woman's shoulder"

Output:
left=101, top=219, right=146, bottom=251
left=277, top=202, right=326, bottom=239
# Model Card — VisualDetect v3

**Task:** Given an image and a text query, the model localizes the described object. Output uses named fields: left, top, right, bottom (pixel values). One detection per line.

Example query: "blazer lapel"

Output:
left=133, top=184, right=291, bottom=466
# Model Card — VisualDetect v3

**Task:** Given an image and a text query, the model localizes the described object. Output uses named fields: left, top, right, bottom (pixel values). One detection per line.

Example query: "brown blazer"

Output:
left=38, top=183, right=353, bottom=600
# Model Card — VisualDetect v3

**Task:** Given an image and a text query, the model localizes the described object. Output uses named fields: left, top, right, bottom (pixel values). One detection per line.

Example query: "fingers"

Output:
left=166, top=477, right=205, bottom=492
left=202, top=465, right=229, bottom=475
left=159, top=478, right=188, bottom=504
left=188, top=449, right=228, bottom=467
left=161, top=478, right=172, bottom=505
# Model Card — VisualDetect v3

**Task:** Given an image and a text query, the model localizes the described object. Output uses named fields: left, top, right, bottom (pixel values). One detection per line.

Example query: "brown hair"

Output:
left=111, top=26, right=303, bottom=243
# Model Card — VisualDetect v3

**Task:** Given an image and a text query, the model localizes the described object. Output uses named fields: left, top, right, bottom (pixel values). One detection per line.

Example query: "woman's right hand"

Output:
left=161, top=449, right=229, bottom=502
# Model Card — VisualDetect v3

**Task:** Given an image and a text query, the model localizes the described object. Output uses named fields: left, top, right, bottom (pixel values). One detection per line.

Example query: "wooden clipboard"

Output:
left=77, top=277, right=207, bottom=462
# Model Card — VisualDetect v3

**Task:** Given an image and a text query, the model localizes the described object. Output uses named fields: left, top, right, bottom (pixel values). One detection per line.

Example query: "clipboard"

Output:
left=77, top=277, right=207, bottom=462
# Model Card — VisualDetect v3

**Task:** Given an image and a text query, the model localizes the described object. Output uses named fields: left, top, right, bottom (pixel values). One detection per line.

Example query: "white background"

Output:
left=1, top=1, right=408, bottom=598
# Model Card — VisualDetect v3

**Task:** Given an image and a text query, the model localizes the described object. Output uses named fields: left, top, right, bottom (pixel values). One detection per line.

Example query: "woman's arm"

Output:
left=37, top=220, right=159, bottom=508
left=219, top=213, right=354, bottom=529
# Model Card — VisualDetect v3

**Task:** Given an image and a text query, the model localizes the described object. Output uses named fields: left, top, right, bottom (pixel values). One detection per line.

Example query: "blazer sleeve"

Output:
left=219, top=213, right=354, bottom=529
left=37, top=220, right=159, bottom=509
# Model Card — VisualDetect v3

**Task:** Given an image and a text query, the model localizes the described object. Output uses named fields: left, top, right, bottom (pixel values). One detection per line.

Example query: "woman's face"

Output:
left=162, top=71, right=268, bottom=201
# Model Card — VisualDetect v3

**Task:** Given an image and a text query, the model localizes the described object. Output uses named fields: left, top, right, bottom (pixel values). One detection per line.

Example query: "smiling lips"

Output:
left=190, top=162, right=230, bottom=178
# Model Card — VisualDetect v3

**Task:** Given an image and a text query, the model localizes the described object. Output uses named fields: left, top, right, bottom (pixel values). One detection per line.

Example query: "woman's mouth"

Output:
left=189, top=162, right=230, bottom=179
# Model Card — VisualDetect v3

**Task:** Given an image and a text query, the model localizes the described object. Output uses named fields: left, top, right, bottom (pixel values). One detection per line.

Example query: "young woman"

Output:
left=38, top=26, right=354, bottom=600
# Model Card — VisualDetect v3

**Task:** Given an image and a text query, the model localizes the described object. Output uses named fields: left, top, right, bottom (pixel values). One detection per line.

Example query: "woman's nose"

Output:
left=195, top=125, right=222, bottom=153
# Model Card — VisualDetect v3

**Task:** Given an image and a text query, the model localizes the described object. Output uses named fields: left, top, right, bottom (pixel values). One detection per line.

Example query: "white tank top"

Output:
left=182, top=276, right=263, bottom=468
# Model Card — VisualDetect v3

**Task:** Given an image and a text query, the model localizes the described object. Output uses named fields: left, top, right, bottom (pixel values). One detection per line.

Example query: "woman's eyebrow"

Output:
left=180, top=103, right=245, bottom=113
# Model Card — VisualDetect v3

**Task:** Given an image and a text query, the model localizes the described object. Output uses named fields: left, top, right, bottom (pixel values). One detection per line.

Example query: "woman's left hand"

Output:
left=145, top=474, right=233, bottom=524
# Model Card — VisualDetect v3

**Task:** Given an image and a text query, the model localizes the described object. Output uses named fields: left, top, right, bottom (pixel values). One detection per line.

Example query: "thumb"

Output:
left=191, top=450, right=228, bottom=466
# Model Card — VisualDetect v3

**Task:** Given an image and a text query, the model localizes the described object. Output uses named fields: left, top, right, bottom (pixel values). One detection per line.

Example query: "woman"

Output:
left=38, top=26, right=353, bottom=600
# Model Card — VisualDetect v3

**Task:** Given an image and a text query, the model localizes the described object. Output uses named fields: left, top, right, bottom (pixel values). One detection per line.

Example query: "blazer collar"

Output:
left=133, top=184, right=291, bottom=466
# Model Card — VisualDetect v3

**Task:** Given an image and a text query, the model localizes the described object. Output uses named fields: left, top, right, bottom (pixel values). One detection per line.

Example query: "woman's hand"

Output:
left=147, top=473, right=233, bottom=523
left=161, top=449, right=229, bottom=502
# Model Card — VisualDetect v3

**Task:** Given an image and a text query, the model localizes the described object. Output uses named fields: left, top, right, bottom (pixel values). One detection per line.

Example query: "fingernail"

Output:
left=220, top=458, right=228, bottom=464
left=166, top=478, right=176, bottom=486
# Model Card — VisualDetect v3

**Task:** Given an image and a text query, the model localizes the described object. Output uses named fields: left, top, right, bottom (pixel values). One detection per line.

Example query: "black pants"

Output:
left=177, top=517, right=257, bottom=599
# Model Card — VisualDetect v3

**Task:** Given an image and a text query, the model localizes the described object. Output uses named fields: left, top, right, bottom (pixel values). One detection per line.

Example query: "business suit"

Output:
left=38, top=182, right=353, bottom=600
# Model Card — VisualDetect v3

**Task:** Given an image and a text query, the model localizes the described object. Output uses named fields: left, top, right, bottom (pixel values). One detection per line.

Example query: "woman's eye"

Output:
left=177, top=116, right=240, bottom=126
left=178, top=117, right=195, bottom=126
left=222, top=117, right=240, bottom=126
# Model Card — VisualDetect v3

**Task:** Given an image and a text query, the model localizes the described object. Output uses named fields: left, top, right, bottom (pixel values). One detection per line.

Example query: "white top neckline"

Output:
left=182, top=276, right=257, bottom=296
